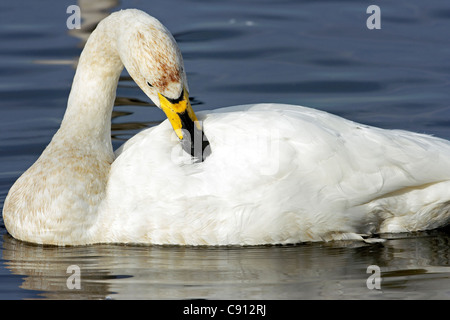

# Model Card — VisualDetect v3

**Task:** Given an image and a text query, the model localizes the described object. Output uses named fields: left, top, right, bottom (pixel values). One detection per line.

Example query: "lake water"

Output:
left=1, top=0, right=450, bottom=300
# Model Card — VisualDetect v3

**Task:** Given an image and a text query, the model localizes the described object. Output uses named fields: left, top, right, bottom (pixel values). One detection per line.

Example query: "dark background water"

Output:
left=1, top=0, right=450, bottom=300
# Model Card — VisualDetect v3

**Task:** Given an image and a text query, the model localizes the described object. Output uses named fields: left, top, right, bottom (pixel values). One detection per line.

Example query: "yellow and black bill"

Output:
left=158, top=88, right=210, bottom=161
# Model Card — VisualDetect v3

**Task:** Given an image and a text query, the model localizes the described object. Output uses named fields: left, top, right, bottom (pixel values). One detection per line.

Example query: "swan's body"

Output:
left=3, top=9, right=450, bottom=245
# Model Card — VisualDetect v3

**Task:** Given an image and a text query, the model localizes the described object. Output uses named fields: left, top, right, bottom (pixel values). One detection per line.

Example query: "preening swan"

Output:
left=3, top=9, right=450, bottom=245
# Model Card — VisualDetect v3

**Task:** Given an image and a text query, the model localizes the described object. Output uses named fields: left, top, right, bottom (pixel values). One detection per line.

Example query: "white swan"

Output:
left=3, top=9, right=450, bottom=246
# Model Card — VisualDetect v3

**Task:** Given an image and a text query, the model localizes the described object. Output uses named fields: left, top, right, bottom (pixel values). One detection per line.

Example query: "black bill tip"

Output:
left=179, top=111, right=211, bottom=162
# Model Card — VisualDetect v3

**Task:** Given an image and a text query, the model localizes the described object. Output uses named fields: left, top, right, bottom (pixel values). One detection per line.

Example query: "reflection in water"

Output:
left=2, top=228, right=450, bottom=299
left=68, top=0, right=120, bottom=46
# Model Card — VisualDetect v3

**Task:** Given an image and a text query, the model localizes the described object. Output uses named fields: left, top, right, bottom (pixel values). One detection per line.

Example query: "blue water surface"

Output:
left=1, top=0, right=450, bottom=300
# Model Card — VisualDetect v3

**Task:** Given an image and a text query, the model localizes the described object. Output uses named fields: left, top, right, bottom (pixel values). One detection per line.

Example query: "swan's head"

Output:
left=115, top=10, right=208, bottom=159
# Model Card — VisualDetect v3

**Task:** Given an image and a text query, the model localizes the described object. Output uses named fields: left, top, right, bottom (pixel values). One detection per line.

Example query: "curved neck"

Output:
left=59, top=20, right=124, bottom=154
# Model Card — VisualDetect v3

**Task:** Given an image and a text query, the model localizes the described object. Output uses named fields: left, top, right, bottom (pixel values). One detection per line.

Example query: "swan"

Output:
left=3, top=9, right=450, bottom=246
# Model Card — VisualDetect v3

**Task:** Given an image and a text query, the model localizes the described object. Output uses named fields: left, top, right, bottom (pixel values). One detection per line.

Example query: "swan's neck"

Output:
left=59, top=22, right=123, bottom=155
left=2, top=20, right=125, bottom=245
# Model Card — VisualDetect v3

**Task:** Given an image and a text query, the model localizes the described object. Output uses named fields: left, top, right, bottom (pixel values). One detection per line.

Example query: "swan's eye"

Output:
left=146, top=81, right=153, bottom=88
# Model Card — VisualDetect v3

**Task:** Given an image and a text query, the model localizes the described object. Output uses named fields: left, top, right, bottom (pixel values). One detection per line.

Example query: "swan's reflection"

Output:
left=2, top=229, right=450, bottom=299
left=68, top=0, right=120, bottom=46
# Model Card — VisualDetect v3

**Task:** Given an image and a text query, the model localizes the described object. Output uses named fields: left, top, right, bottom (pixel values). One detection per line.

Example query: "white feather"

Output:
left=3, top=10, right=450, bottom=245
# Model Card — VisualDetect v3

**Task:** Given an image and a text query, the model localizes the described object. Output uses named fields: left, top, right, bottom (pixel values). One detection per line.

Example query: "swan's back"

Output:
left=99, top=104, right=450, bottom=244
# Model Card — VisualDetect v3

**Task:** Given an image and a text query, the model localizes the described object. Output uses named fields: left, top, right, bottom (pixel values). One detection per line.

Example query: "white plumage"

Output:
left=3, top=9, right=450, bottom=246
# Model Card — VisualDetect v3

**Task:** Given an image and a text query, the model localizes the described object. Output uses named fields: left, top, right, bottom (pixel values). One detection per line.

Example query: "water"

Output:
left=1, top=0, right=450, bottom=300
